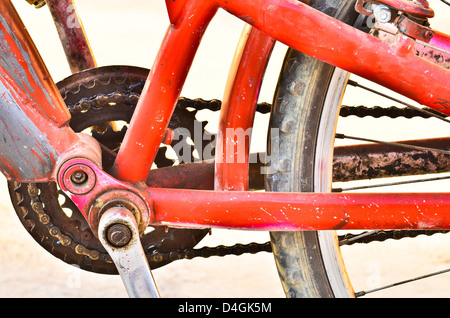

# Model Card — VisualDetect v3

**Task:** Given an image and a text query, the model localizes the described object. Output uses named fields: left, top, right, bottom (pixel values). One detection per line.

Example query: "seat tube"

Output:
left=112, top=1, right=218, bottom=184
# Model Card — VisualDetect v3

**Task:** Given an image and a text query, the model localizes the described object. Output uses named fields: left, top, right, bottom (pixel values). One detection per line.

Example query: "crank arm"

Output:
left=58, top=158, right=158, bottom=296
left=98, top=207, right=160, bottom=298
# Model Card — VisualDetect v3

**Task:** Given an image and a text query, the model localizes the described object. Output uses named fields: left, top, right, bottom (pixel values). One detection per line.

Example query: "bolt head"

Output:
left=62, top=163, right=96, bottom=195
left=106, top=223, right=132, bottom=247
left=70, top=170, right=88, bottom=184
left=373, top=4, right=392, bottom=23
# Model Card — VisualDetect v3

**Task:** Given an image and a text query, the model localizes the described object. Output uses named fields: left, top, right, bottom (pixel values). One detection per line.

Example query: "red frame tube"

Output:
left=0, top=0, right=84, bottom=182
left=430, top=30, right=450, bottom=53
left=215, top=25, right=275, bottom=191
left=217, top=0, right=450, bottom=115
left=59, top=158, right=450, bottom=232
left=112, top=0, right=450, bottom=186
left=0, top=0, right=449, bottom=231
left=111, top=2, right=218, bottom=184
left=149, top=188, right=450, bottom=231
left=46, top=0, right=97, bottom=73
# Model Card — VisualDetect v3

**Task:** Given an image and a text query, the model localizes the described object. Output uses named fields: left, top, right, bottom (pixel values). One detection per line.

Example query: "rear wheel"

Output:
left=268, top=55, right=354, bottom=298
left=267, top=0, right=449, bottom=297
left=267, top=0, right=359, bottom=298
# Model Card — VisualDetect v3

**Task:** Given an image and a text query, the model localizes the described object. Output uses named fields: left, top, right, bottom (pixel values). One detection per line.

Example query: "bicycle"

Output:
left=2, top=0, right=449, bottom=297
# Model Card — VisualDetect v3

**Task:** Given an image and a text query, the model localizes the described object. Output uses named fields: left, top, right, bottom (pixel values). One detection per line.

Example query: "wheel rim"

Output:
left=314, top=68, right=354, bottom=297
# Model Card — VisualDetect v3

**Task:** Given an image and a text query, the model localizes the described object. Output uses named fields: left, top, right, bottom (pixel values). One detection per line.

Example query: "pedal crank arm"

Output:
left=98, top=207, right=160, bottom=298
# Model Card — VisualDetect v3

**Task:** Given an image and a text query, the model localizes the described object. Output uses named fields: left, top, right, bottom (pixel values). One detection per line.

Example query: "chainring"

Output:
left=8, top=65, right=211, bottom=274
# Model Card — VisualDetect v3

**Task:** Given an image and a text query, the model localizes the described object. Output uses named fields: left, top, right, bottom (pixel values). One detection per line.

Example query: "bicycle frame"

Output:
left=0, top=0, right=449, bottom=231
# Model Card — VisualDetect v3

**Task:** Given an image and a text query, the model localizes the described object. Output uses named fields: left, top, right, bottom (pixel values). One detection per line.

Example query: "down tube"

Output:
left=112, top=3, right=218, bottom=184
left=0, top=0, right=82, bottom=182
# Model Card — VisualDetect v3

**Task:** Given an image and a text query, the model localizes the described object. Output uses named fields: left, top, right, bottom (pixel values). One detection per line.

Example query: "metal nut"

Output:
left=70, top=170, right=88, bottom=184
left=62, top=163, right=96, bottom=195
left=106, top=223, right=132, bottom=247
left=373, top=4, right=392, bottom=23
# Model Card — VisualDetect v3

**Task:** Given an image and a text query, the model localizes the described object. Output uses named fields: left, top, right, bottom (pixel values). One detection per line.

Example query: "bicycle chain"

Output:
left=78, top=90, right=445, bottom=120
left=147, top=242, right=273, bottom=264
left=13, top=86, right=447, bottom=269
left=73, top=93, right=450, bottom=255
left=339, top=229, right=450, bottom=246
left=339, top=105, right=447, bottom=119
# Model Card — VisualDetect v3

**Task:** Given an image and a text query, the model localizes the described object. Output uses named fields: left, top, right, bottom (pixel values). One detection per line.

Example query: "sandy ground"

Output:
left=0, top=0, right=448, bottom=298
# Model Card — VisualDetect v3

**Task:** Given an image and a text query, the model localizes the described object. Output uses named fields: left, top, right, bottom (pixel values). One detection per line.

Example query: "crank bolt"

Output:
left=70, top=170, right=88, bottom=184
left=107, top=223, right=132, bottom=247
left=62, top=162, right=96, bottom=195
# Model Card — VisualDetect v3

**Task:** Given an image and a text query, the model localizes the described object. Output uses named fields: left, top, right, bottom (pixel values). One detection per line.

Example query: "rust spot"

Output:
left=332, top=214, right=350, bottom=230
left=239, top=15, right=255, bottom=25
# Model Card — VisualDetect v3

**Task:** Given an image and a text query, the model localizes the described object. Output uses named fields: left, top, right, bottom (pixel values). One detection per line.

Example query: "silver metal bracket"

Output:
left=98, top=207, right=160, bottom=298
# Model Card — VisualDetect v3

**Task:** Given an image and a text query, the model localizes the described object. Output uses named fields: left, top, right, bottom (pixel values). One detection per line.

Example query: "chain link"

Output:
left=69, top=93, right=449, bottom=259
left=75, top=90, right=442, bottom=120
left=147, top=242, right=273, bottom=263
left=22, top=86, right=444, bottom=263
left=339, top=229, right=449, bottom=246
left=339, top=105, right=447, bottom=119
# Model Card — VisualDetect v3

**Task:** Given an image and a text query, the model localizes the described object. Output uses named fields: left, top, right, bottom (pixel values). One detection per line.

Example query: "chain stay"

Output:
left=63, top=94, right=450, bottom=258
left=14, top=89, right=447, bottom=265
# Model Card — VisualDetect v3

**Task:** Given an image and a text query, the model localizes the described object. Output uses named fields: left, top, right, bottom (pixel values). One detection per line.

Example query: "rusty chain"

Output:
left=69, top=91, right=450, bottom=256
left=11, top=80, right=449, bottom=269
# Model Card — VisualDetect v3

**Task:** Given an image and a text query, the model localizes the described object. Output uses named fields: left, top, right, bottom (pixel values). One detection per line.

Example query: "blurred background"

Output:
left=0, top=0, right=447, bottom=297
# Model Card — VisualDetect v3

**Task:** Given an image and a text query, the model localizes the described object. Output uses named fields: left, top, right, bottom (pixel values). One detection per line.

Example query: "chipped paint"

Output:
left=0, top=81, right=58, bottom=180
left=0, top=15, right=55, bottom=115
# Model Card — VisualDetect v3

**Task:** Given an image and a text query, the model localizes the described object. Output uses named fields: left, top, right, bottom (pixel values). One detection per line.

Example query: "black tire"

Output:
left=267, top=0, right=360, bottom=297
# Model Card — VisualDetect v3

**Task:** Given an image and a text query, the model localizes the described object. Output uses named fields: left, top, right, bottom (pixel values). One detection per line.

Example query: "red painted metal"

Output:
left=0, top=0, right=85, bottom=182
left=414, top=41, right=450, bottom=70
left=333, top=137, right=450, bottom=182
left=57, top=158, right=450, bottom=232
left=112, top=1, right=218, bottom=184
left=144, top=136, right=450, bottom=191
left=147, top=160, right=215, bottom=190
left=430, top=30, right=450, bottom=54
left=0, top=0, right=448, bottom=233
left=149, top=188, right=450, bottom=231
left=58, top=158, right=151, bottom=236
left=397, top=14, right=435, bottom=43
left=113, top=0, right=449, bottom=187
left=0, top=1, right=70, bottom=126
left=216, top=0, right=450, bottom=116
left=165, top=0, right=188, bottom=25
left=215, top=25, right=275, bottom=191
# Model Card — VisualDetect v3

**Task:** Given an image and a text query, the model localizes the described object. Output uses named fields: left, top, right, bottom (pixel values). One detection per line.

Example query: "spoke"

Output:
left=333, top=175, right=450, bottom=192
left=355, top=267, right=450, bottom=297
left=342, top=55, right=449, bottom=298
left=335, top=133, right=450, bottom=155
left=347, top=79, right=450, bottom=124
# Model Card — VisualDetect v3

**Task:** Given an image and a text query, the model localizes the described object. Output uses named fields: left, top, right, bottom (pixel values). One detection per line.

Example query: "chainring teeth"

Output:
left=9, top=66, right=211, bottom=274
left=16, top=182, right=116, bottom=272
left=9, top=64, right=435, bottom=276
